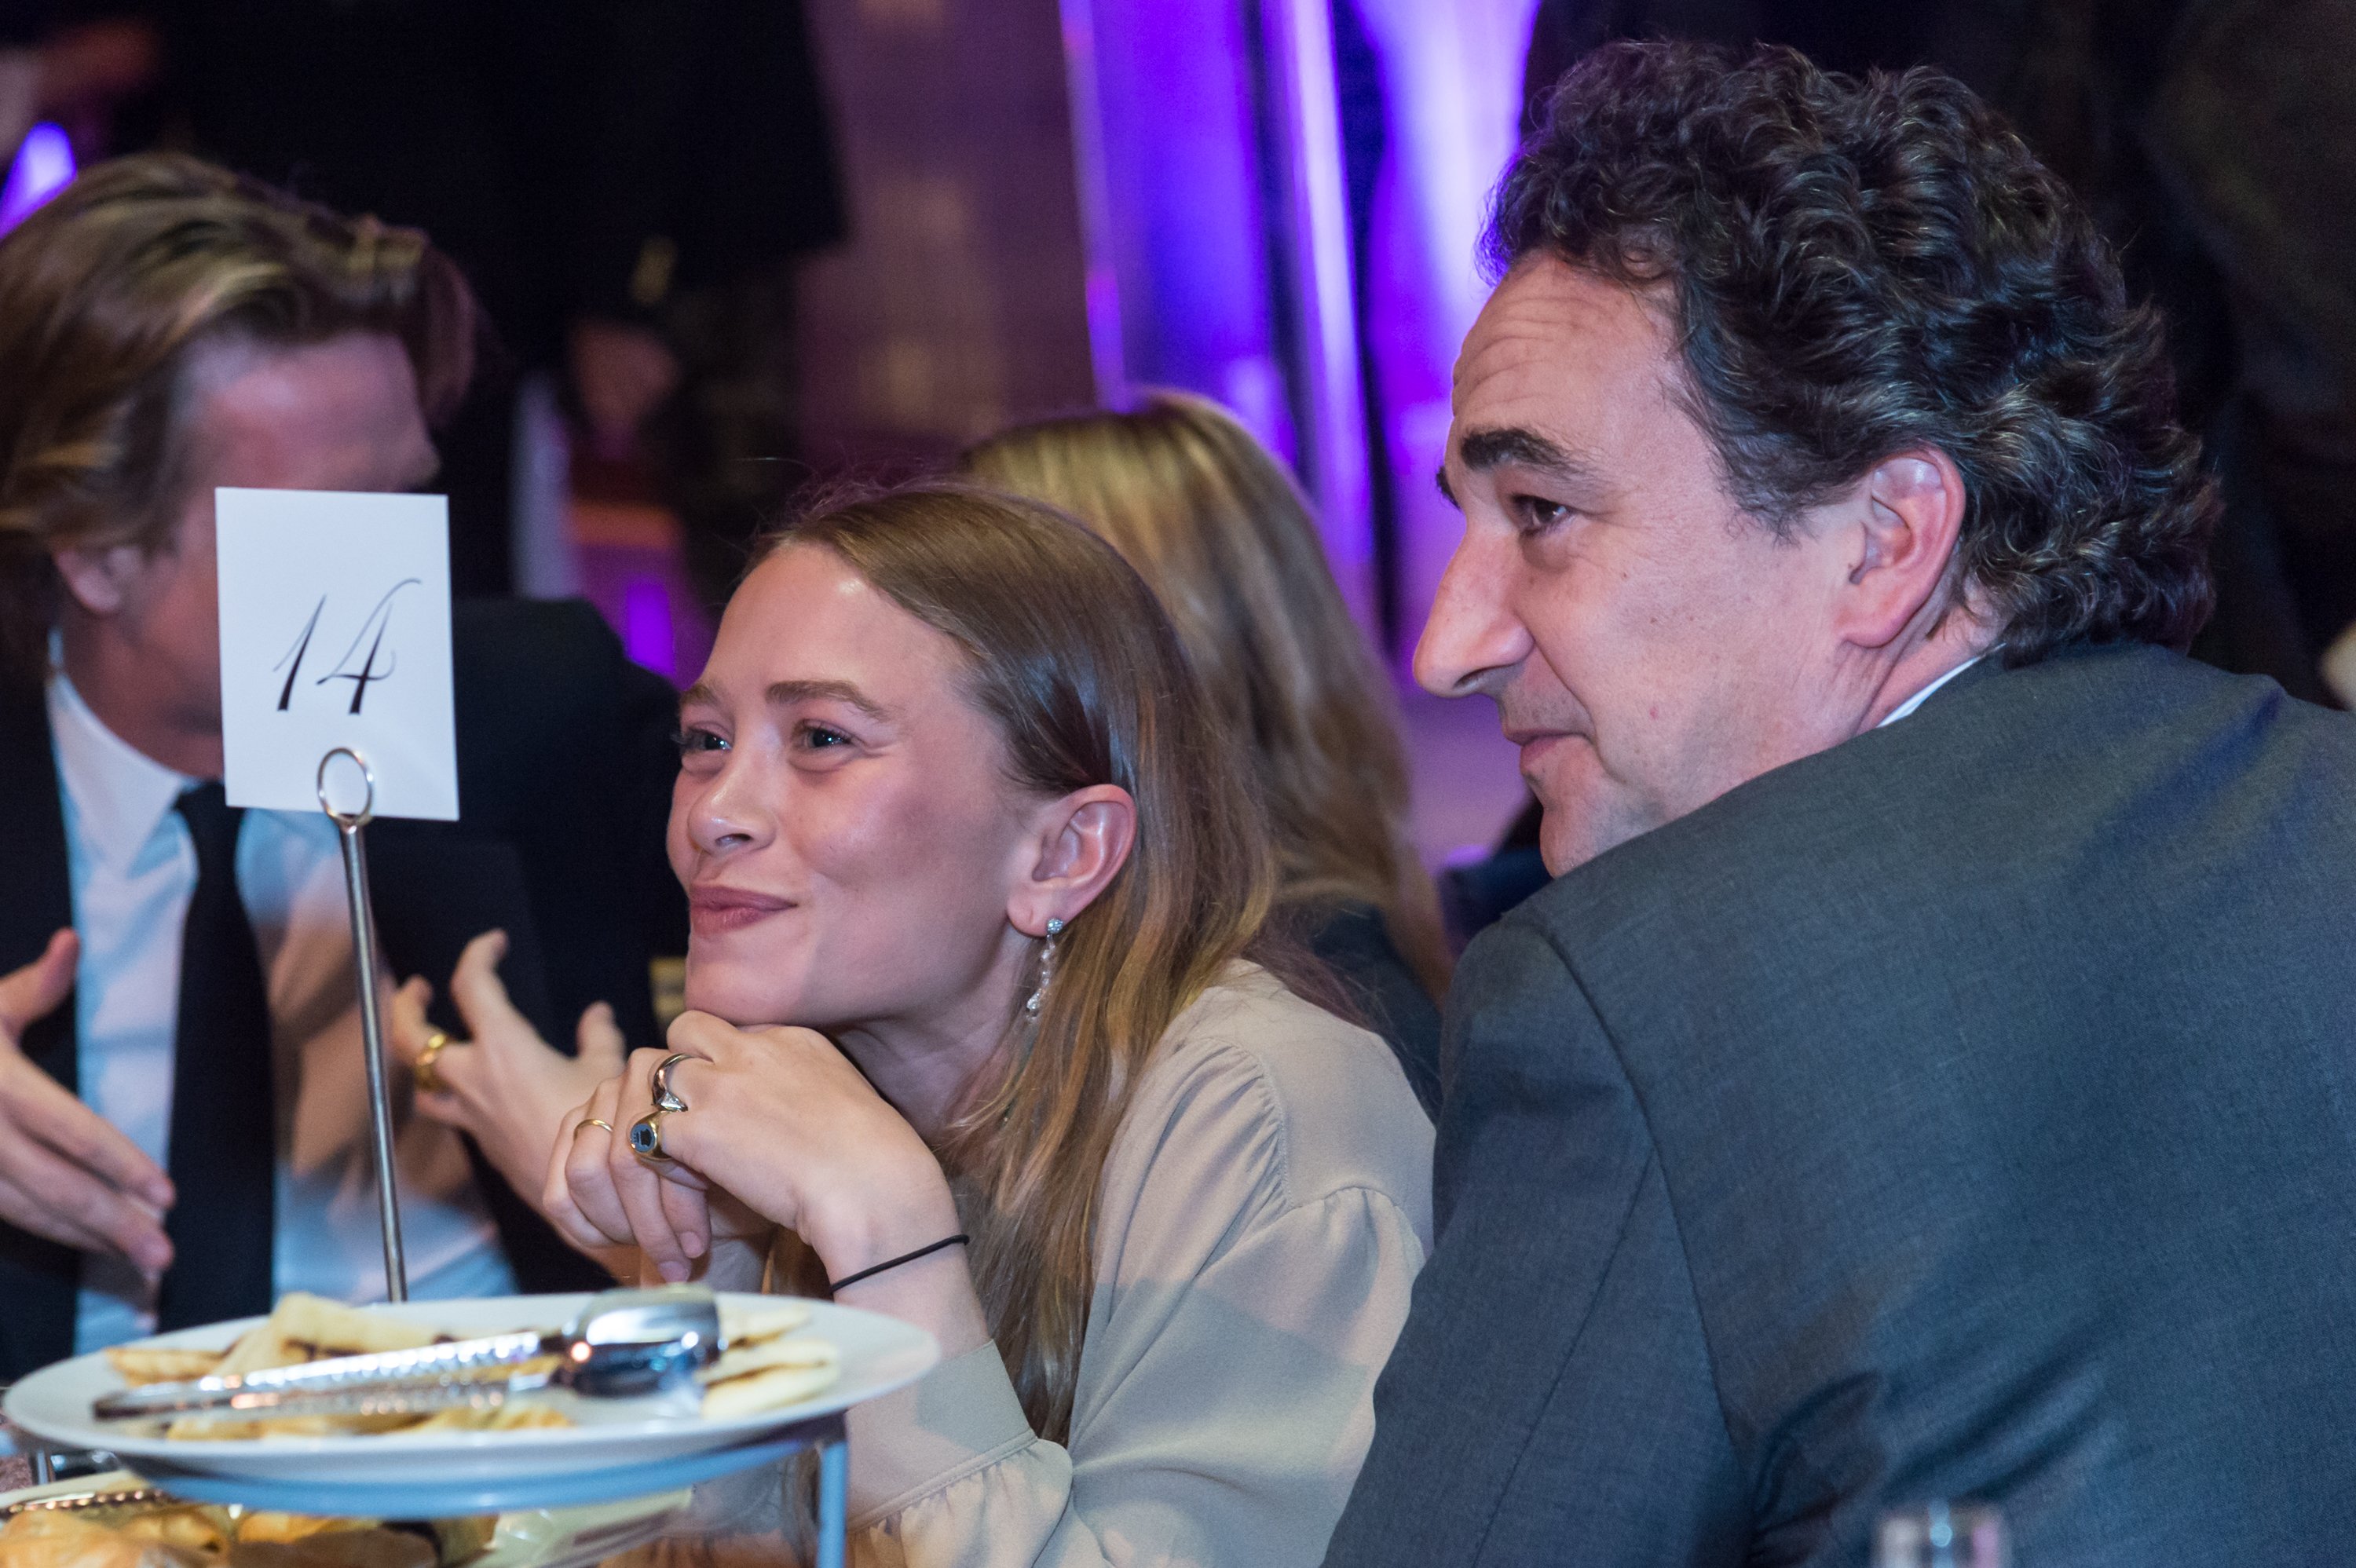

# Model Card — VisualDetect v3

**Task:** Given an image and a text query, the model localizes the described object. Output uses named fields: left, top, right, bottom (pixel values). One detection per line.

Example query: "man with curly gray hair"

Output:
left=1326, top=39, right=2356, bottom=1568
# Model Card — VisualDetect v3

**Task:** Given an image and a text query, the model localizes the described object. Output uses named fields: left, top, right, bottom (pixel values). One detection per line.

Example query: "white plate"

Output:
left=2, top=1294, right=935, bottom=1514
left=0, top=1469, right=694, bottom=1568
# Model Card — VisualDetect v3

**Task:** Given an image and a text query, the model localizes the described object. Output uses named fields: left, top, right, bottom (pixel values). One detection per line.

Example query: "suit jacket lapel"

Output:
left=0, top=685, right=85, bottom=1378
left=365, top=823, right=558, bottom=1043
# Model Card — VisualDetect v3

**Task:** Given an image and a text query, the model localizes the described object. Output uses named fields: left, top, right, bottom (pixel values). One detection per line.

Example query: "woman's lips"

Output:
left=688, top=887, right=794, bottom=935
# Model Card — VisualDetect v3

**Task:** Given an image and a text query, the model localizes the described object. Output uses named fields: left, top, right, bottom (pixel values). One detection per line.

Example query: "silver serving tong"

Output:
left=90, top=1287, right=721, bottom=1426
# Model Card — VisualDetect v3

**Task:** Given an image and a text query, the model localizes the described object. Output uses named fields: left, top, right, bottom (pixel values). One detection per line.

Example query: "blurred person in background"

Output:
left=0, top=154, right=683, bottom=1380
left=959, top=393, right=1452, bottom=1113
left=9, top=0, right=843, bottom=602
left=1, top=8, right=155, bottom=173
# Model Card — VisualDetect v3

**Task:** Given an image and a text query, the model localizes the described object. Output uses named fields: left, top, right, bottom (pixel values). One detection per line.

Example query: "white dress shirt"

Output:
left=1877, top=654, right=1985, bottom=729
left=47, top=669, right=514, bottom=1353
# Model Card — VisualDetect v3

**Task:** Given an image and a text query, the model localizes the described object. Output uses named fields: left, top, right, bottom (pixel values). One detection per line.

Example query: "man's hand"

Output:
left=390, top=930, right=630, bottom=1208
left=0, top=929, right=174, bottom=1273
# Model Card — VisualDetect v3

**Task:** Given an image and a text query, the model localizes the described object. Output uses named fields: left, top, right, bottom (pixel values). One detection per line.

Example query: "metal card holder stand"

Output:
left=316, top=746, right=406, bottom=1302
left=304, top=749, right=850, bottom=1566
left=24, top=752, right=408, bottom=1485
left=817, top=1423, right=849, bottom=1568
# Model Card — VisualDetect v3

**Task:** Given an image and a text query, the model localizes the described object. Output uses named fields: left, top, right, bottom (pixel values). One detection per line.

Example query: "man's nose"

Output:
left=1414, top=528, right=1533, bottom=698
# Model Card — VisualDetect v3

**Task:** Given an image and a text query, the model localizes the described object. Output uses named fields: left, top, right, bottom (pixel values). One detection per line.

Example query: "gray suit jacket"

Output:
left=1325, top=643, right=2356, bottom=1566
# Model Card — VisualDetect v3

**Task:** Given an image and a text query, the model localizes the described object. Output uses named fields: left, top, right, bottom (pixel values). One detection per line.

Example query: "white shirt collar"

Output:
left=1875, top=653, right=1986, bottom=729
left=46, top=661, right=196, bottom=874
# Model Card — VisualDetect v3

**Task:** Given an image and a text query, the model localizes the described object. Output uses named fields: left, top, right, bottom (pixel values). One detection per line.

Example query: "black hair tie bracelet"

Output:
left=828, top=1234, right=970, bottom=1294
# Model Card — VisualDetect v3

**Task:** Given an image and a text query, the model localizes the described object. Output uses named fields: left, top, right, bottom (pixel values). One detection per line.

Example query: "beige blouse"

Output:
left=843, top=963, right=1434, bottom=1567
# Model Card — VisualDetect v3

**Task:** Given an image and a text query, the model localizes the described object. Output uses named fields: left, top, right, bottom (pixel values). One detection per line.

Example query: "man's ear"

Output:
left=1833, top=447, right=1969, bottom=650
left=51, top=543, right=148, bottom=617
left=1008, top=784, right=1137, bottom=937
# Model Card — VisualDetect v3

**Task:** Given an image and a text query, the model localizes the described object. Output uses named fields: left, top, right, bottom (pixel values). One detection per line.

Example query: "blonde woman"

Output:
left=415, top=485, right=1429, bottom=1566
left=959, top=393, right=1451, bottom=1110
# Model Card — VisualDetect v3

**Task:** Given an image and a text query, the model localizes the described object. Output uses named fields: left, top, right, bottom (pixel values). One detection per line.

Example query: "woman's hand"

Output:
left=543, top=1013, right=963, bottom=1287
left=389, top=930, right=627, bottom=1205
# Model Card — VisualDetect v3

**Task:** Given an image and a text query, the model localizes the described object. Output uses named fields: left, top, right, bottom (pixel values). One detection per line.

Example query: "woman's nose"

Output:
left=684, top=753, right=773, bottom=856
left=1414, top=528, right=1535, bottom=698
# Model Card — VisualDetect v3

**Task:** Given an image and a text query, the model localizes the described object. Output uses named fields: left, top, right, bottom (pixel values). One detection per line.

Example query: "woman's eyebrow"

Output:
left=765, top=678, right=891, bottom=720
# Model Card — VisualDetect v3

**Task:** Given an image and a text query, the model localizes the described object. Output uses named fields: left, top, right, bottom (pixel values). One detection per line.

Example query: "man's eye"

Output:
left=1513, top=496, right=1574, bottom=534
left=673, top=728, right=729, bottom=757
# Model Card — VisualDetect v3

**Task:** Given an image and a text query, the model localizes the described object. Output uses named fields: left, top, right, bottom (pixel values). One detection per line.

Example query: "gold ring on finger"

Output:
left=628, top=1109, right=671, bottom=1162
left=650, top=1052, right=694, bottom=1113
left=414, top=1030, right=459, bottom=1093
left=572, top=1117, right=615, bottom=1140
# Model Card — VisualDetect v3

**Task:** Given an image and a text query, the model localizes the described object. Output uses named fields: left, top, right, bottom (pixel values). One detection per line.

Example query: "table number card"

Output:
left=215, top=487, right=459, bottom=821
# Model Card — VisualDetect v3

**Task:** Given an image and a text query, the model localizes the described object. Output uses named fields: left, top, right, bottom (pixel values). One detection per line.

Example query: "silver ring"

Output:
left=651, top=1052, right=694, bottom=1113
left=315, top=747, right=377, bottom=828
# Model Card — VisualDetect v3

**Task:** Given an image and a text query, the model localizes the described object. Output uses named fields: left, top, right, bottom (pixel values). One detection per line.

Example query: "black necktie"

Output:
left=158, top=782, right=276, bottom=1329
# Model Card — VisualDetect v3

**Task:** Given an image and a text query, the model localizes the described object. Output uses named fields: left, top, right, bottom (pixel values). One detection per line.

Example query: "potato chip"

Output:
left=101, top=1348, right=225, bottom=1388
left=163, top=1413, right=419, bottom=1442
left=717, top=1299, right=811, bottom=1348
left=407, top=1401, right=571, bottom=1434
left=229, top=1530, right=434, bottom=1568
left=0, top=1511, right=201, bottom=1568
left=210, top=1296, right=437, bottom=1379
left=229, top=1519, right=371, bottom=1548
left=698, top=1358, right=840, bottom=1420
left=700, top=1333, right=837, bottom=1387
left=112, top=1511, right=229, bottom=1559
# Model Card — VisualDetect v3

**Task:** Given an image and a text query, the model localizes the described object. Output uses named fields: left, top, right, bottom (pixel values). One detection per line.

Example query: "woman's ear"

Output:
left=1008, top=784, right=1137, bottom=936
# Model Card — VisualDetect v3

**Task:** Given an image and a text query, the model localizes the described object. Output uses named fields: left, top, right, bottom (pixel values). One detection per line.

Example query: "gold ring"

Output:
left=628, top=1109, right=671, bottom=1163
left=572, top=1117, right=614, bottom=1139
left=414, top=1030, right=458, bottom=1093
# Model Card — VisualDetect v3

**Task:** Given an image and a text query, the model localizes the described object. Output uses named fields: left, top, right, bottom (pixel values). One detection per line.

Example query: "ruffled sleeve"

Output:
left=847, top=978, right=1432, bottom=1568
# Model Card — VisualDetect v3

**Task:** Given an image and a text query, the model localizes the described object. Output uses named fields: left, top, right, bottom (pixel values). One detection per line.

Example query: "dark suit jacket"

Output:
left=1304, top=900, right=1444, bottom=1117
left=1326, top=644, right=2356, bottom=1566
left=0, top=598, right=686, bottom=1380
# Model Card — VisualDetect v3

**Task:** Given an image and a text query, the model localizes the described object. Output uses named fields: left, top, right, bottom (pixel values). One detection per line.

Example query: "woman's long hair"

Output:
left=959, top=391, right=1450, bottom=1000
left=755, top=484, right=1272, bottom=1442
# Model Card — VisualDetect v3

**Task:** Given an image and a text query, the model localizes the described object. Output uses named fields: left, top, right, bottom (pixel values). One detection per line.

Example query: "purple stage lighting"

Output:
left=0, top=122, right=75, bottom=236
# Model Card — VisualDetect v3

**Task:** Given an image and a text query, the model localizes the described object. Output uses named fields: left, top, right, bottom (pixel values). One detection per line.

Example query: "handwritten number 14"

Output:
left=272, top=579, right=420, bottom=716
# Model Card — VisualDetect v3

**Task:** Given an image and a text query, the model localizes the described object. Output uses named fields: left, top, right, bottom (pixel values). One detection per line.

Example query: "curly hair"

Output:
left=0, top=153, right=474, bottom=685
left=1495, top=41, right=2218, bottom=662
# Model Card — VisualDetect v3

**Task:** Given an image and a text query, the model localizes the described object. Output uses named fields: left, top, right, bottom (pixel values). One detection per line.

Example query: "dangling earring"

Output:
left=1023, top=917, right=1065, bottom=1018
